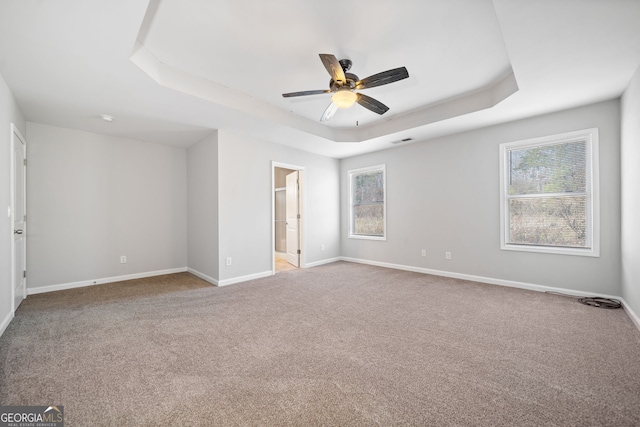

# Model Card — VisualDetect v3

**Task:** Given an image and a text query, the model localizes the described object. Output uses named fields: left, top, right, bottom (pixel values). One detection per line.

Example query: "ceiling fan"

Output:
left=282, top=54, right=409, bottom=122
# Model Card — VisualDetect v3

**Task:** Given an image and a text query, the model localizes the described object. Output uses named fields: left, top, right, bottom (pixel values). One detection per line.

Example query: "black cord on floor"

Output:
left=577, top=297, right=622, bottom=309
left=545, top=291, right=622, bottom=309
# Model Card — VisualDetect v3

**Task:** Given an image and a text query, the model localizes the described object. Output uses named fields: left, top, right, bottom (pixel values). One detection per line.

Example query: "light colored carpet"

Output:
left=1, top=262, right=639, bottom=426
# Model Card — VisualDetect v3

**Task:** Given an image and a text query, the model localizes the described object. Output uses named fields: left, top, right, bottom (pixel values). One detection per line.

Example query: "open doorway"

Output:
left=272, top=162, right=305, bottom=274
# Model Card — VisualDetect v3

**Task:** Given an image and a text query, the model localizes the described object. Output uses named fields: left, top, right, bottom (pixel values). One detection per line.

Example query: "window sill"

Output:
left=349, top=234, right=386, bottom=241
left=501, top=243, right=599, bottom=257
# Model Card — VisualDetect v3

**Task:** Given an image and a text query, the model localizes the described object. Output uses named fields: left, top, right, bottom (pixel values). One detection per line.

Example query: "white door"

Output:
left=12, top=125, right=27, bottom=311
left=285, top=171, right=300, bottom=267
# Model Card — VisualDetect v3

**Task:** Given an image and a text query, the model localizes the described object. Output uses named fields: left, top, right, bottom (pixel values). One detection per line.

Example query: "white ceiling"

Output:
left=1, top=0, right=639, bottom=159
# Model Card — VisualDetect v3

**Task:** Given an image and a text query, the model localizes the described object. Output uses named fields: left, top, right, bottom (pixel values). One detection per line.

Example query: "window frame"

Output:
left=499, top=128, right=600, bottom=257
left=348, top=164, right=387, bottom=241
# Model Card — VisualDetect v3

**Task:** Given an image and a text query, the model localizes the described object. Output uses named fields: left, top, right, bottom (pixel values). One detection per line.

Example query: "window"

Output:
left=499, top=129, right=599, bottom=256
left=349, top=164, right=386, bottom=240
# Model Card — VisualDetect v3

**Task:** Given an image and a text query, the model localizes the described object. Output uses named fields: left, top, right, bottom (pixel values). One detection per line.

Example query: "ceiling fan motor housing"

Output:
left=339, top=59, right=352, bottom=71
left=330, top=72, right=359, bottom=92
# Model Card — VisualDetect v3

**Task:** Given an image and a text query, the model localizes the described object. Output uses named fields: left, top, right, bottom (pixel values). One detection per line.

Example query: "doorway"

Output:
left=272, top=162, right=305, bottom=274
left=10, top=124, right=27, bottom=312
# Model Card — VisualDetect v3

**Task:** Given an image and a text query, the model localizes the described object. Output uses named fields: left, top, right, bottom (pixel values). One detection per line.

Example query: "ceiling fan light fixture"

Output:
left=332, top=90, right=357, bottom=109
left=282, top=54, right=409, bottom=121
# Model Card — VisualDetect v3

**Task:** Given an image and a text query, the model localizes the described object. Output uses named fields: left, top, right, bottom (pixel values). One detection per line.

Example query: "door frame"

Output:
left=284, top=170, right=300, bottom=267
left=10, top=123, right=27, bottom=313
left=271, top=161, right=305, bottom=274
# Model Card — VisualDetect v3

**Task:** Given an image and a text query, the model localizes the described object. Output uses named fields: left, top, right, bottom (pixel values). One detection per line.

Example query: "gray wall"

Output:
left=187, top=131, right=219, bottom=282
left=341, top=100, right=621, bottom=295
left=621, top=64, right=640, bottom=317
left=26, top=123, right=187, bottom=289
left=0, top=72, right=26, bottom=331
left=218, top=130, right=340, bottom=281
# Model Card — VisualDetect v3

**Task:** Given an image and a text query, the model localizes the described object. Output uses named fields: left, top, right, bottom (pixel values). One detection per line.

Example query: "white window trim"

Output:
left=348, top=164, right=386, bottom=241
left=499, top=128, right=600, bottom=257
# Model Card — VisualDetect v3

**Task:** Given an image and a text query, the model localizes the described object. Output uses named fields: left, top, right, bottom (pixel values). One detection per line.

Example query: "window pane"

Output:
left=351, top=167, right=385, bottom=238
left=509, top=195, right=587, bottom=248
left=509, top=141, right=586, bottom=195
left=353, top=171, right=384, bottom=204
left=353, top=204, right=384, bottom=236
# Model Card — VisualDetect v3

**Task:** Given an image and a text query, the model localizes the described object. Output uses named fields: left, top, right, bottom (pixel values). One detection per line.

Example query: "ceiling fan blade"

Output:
left=282, top=89, right=331, bottom=98
left=320, top=102, right=339, bottom=122
left=319, top=54, right=346, bottom=84
left=356, top=67, right=409, bottom=90
left=356, top=93, right=389, bottom=115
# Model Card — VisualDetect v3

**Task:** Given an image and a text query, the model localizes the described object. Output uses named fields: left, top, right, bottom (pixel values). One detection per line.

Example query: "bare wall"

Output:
left=217, top=130, right=340, bottom=281
left=187, top=131, right=219, bottom=282
left=341, top=100, right=621, bottom=295
left=621, top=64, right=640, bottom=316
left=26, top=123, right=187, bottom=289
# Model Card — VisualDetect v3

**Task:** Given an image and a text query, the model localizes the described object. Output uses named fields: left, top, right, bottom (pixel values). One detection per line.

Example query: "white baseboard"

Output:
left=218, top=270, right=273, bottom=287
left=187, top=268, right=219, bottom=286
left=15, top=257, right=640, bottom=334
left=27, top=267, right=188, bottom=295
left=306, top=257, right=342, bottom=268
left=340, top=257, right=640, bottom=332
left=0, top=310, right=15, bottom=338
left=341, top=257, right=612, bottom=296
left=620, top=298, right=640, bottom=331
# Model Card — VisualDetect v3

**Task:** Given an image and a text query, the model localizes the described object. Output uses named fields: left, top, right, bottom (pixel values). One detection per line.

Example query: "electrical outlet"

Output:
left=321, top=244, right=325, bottom=251
left=226, top=257, right=232, bottom=266
left=120, top=255, right=127, bottom=264
left=421, top=249, right=427, bottom=257
left=445, top=251, right=452, bottom=260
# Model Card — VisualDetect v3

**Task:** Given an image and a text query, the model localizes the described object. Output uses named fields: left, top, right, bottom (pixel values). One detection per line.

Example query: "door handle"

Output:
left=14, top=229, right=23, bottom=235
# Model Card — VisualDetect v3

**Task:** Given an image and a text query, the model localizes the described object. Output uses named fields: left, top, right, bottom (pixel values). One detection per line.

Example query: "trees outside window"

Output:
left=349, top=165, right=386, bottom=240
left=500, top=129, right=599, bottom=256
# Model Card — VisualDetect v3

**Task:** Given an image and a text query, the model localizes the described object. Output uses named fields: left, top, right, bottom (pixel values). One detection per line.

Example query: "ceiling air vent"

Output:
left=390, top=137, right=413, bottom=145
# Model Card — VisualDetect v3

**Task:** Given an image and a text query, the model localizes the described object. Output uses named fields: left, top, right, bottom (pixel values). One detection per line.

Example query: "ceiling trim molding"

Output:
left=130, top=1, right=519, bottom=144
left=334, top=70, right=519, bottom=142
left=130, top=41, right=336, bottom=139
